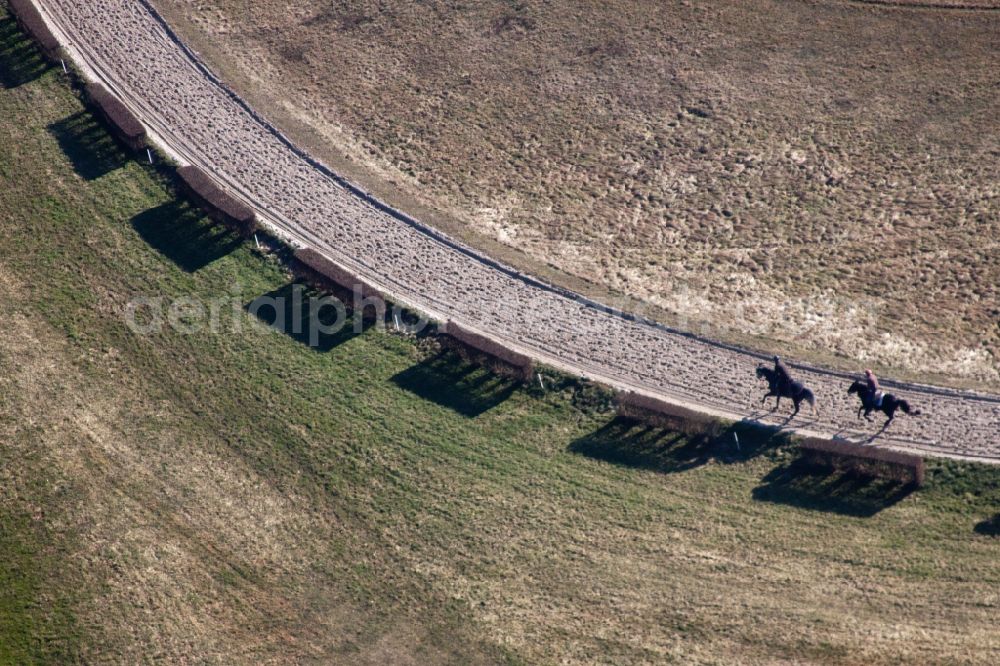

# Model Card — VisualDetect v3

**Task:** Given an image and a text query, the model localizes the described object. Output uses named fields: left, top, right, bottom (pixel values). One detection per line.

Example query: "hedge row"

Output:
left=613, top=390, right=716, bottom=433
left=291, top=247, right=392, bottom=324
left=8, top=0, right=61, bottom=61
left=292, top=252, right=529, bottom=383
left=176, top=165, right=256, bottom=237
left=84, top=82, right=146, bottom=152
left=293, top=248, right=379, bottom=298
left=443, top=321, right=534, bottom=383
left=798, top=437, right=925, bottom=487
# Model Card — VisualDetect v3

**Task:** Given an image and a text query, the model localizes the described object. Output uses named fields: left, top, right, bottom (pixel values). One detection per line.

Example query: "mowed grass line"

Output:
left=1, top=11, right=999, bottom=663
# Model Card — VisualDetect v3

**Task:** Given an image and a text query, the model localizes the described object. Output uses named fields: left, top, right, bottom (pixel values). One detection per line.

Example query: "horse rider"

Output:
left=864, top=368, right=883, bottom=407
left=773, top=355, right=793, bottom=395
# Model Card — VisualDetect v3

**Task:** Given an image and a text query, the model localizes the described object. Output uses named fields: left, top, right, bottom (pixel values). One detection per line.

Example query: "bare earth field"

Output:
left=149, top=0, right=1000, bottom=386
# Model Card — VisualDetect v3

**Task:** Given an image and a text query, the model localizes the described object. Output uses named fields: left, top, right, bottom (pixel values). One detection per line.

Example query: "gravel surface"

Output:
left=34, top=0, right=1000, bottom=460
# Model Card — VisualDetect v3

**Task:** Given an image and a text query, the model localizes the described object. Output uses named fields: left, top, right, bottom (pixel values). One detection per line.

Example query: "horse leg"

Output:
left=884, top=406, right=895, bottom=427
left=792, top=398, right=801, bottom=416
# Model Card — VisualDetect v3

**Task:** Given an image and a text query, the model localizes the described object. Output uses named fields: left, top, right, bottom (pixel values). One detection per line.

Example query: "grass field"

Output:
left=151, top=0, right=1000, bottom=388
left=1, top=10, right=1000, bottom=663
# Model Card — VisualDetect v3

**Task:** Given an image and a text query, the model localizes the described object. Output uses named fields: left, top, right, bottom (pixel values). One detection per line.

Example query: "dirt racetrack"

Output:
left=30, top=0, right=1000, bottom=460
left=148, top=0, right=1000, bottom=389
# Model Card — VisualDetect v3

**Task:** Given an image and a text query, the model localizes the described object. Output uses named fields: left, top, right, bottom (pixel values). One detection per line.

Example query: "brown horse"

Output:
left=756, top=366, right=818, bottom=417
left=847, top=380, right=920, bottom=426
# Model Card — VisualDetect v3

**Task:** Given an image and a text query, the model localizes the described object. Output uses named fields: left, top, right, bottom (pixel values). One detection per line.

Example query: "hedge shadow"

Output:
left=392, top=349, right=518, bottom=417
left=974, top=514, right=1000, bottom=537
left=132, top=200, right=242, bottom=272
left=48, top=111, right=127, bottom=181
left=570, top=417, right=784, bottom=475
left=0, top=17, right=47, bottom=88
left=752, top=459, right=915, bottom=517
left=246, top=281, right=368, bottom=353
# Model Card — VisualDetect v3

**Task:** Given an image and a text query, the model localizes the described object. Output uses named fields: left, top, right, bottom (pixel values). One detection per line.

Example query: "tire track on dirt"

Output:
left=31, top=0, right=1000, bottom=461
left=844, top=0, right=1000, bottom=10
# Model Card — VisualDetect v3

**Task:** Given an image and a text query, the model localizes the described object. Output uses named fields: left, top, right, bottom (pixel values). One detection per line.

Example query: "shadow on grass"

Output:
left=752, top=459, right=916, bottom=517
left=0, top=18, right=48, bottom=89
left=246, top=281, right=368, bottom=352
left=974, top=514, right=1000, bottom=537
left=47, top=110, right=127, bottom=180
left=569, top=417, right=786, bottom=475
left=132, top=200, right=242, bottom=272
left=392, top=350, right=518, bottom=417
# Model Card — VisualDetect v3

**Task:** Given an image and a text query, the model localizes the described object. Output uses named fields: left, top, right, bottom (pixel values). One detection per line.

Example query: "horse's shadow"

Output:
left=745, top=404, right=819, bottom=434
left=569, top=417, right=789, bottom=475
left=863, top=423, right=891, bottom=443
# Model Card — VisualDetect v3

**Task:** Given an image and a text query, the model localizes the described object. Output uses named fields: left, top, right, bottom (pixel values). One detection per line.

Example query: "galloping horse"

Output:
left=755, top=366, right=818, bottom=417
left=847, top=380, right=920, bottom=426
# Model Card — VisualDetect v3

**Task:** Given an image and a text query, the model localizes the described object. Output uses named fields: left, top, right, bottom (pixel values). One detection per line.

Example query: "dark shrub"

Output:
left=176, top=165, right=256, bottom=236
left=613, top=390, right=716, bottom=434
left=443, top=321, right=534, bottom=383
left=9, top=0, right=61, bottom=61
left=84, top=82, right=146, bottom=151
left=294, top=248, right=367, bottom=294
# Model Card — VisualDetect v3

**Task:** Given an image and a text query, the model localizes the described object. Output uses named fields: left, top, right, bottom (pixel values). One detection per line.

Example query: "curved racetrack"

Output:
left=31, top=0, right=1000, bottom=461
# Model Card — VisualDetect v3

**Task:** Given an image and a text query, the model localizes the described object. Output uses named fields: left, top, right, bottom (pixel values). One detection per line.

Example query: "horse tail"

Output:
left=805, top=388, right=819, bottom=416
left=899, top=400, right=920, bottom=416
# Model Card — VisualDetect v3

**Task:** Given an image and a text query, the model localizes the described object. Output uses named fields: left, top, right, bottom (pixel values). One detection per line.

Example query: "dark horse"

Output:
left=755, top=366, right=818, bottom=417
left=847, top=380, right=920, bottom=426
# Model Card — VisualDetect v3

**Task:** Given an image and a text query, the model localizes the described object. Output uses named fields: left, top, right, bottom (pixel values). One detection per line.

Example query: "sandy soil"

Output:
left=145, top=0, right=1000, bottom=387
left=32, top=0, right=1000, bottom=460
